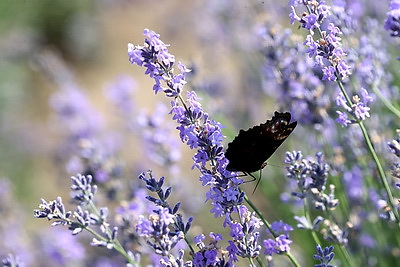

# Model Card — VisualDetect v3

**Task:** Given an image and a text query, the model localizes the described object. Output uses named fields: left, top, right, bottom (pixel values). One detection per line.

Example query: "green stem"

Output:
left=256, top=256, right=266, bottom=267
left=358, top=121, right=400, bottom=225
left=87, top=201, right=137, bottom=264
left=303, top=199, right=322, bottom=246
left=371, top=83, right=400, bottom=119
left=336, top=80, right=400, bottom=226
left=336, top=244, right=355, bottom=267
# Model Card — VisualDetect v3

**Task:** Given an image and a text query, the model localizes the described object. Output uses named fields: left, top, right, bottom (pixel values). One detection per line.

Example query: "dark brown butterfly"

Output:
left=225, top=111, right=297, bottom=190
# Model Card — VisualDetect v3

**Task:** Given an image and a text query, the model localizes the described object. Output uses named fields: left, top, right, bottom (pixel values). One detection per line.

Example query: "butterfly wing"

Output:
left=225, top=124, right=267, bottom=172
left=225, top=112, right=297, bottom=173
left=258, top=112, right=297, bottom=163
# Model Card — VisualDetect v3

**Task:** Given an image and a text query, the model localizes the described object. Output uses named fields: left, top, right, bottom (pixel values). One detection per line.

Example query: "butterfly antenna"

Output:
left=252, top=169, right=263, bottom=194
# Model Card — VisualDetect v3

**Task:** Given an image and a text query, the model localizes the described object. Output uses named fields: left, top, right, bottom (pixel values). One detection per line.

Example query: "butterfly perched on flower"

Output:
left=225, top=111, right=297, bottom=191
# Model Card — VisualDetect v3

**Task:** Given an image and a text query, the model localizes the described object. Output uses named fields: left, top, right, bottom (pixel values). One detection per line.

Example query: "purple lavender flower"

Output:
left=136, top=171, right=194, bottom=261
left=385, top=0, right=400, bottom=37
left=270, top=220, right=294, bottom=237
left=262, top=235, right=292, bottom=256
left=388, top=131, right=400, bottom=185
left=191, top=233, right=235, bottom=266
left=128, top=29, right=188, bottom=97
left=70, top=174, right=97, bottom=204
left=33, top=197, right=73, bottom=226
left=314, top=244, right=335, bottom=267
left=335, top=88, right=373, bottom=126
left=136, top=210, right=184, bottom=256
left=128, top=30, right=245, bottom=221
left=335, top=111, right=351, bottom=127
left=290, top=1, right=351, bottom=80
left=104, top=75, right=136, bottom=118
left=194, top=234, right=206, bottom=246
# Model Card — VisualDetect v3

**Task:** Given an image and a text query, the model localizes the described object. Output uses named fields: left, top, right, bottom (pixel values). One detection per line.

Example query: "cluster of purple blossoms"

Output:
left=290, top=0, right=352, bottom=81
left=285, top=151, right=348, bottom=246
left=385, top=0, right=400, bottom=37
left=192, top=232, right=236, bottom=266
left=263, top=221, right=294, bottom=256
left=335, top=88, right=374, bottom=126
left=136, top=171, right=194, bottom=265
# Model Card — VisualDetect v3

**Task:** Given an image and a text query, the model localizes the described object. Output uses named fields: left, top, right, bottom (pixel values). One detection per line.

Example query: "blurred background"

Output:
left=0, top=0, right=396, bottom=266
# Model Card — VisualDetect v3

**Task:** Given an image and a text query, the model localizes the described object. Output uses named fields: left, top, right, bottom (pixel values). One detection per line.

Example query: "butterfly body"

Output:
left=225, top=112, right=297, bottom=173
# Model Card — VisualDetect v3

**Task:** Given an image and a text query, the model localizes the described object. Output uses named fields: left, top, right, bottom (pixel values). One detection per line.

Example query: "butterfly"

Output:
left=225, top=111, right=297, bottom=191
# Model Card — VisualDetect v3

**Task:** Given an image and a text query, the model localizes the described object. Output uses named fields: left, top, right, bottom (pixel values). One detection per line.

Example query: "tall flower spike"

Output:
left=290, top=1, right=352, bottom=80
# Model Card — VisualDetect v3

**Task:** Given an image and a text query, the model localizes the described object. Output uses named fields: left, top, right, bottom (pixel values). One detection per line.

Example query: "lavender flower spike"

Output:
left=290, top=1, right=352, bottom=80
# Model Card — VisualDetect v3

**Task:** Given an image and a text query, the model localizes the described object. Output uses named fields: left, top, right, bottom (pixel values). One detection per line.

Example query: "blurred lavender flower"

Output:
left=368, top=189, right=396, bottom=221
left=137, top=103, right=181, bottom=175
left=0, top=179, right=33, bottom=266
left=320, top=219, right=348, bottom=246
left=37, top=51, right=124, bottom=186
left=2, top=254, right=24, bottom=267
left=34, top=174, right=137, bottom=265
left=105, top=75, right=136, bottom=115
left=294, top=215, right=324, bottom=231
left=270, top=220, right=294, bottom=237
left=385, top=0, right=400, bottom=37
left=285, top=151, right=338, bottom=211
left=38, top=228, right=86, bottom=266
left=258, top=25, right=332, bottom=127
left=70, top=173, right=98, bottom=204
left=49, top=86, right=103, bottom=141
left=313, top=244, right=335, bottom=267
left=388, top=130, right=400, bottom=158
left=343, top=166, right=364, bottom=202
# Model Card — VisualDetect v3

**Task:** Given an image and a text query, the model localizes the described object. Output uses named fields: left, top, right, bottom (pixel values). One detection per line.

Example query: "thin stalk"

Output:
left=336, top=244, right=354, bottom=267
left=336, top=79, right=400, bottom=226
left=302, top=199, right=322, bottom=246
left=88, top=201, right=136, bottom=264
left=371, top=82, right=400, bottom=119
